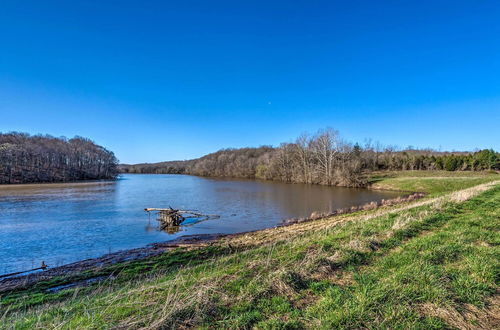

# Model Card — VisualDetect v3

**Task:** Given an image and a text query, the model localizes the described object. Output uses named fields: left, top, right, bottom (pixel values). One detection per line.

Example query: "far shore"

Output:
left=0, top=179, right=118, bottom=189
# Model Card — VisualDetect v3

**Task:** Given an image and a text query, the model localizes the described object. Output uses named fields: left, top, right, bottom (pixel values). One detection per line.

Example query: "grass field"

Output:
left=1, top=171, right=499, bottom=329
left=369, top=170, right=499, bottom=195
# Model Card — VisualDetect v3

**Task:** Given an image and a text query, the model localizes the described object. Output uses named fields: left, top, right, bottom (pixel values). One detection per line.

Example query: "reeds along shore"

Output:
left=282, top=192, right=426, bottom=226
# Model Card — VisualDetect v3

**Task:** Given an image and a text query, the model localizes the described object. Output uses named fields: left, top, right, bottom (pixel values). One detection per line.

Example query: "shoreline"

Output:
left=2, top=178, right=498, bottom=329
left=0, top=178, right=118, bottom=188
left=0, top=173, right=411, bottom=194
left=0, top=233, right=225, bottom=294
left=0, top=192, right=425, bottom=293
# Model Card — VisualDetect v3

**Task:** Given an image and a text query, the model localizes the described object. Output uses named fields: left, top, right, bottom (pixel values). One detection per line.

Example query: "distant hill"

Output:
left=0, top=132, right=119, bottom=184
left=119, top=146, right=274, bottom=178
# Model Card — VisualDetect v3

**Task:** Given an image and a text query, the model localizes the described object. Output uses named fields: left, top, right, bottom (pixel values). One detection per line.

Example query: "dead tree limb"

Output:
left=144, top=208, right=219, bottom=229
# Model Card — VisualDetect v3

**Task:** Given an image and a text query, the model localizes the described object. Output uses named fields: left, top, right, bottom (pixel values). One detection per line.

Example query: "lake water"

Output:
left=0, top=174, right=402, bottom=274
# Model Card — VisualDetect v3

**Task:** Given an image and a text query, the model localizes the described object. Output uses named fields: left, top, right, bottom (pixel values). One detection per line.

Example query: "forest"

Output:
left=0, top=132, right=118, bottom=184
left=120, top=128, right=499, bottom=187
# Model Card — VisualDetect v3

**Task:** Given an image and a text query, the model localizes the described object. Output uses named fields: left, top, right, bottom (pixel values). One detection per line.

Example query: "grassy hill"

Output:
left=1, top=171, right=499, bottom=329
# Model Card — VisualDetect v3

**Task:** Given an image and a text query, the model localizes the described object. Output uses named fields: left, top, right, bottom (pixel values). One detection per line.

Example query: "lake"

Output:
left=0, top=174, right=402, bottom=274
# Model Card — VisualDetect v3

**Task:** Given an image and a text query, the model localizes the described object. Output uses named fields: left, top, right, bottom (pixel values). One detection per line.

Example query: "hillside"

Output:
left=0, top=132, right=119, bottom=184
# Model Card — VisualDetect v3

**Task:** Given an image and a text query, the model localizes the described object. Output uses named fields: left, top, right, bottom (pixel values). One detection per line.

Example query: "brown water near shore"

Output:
left=0, top=174, right=402, bottom=275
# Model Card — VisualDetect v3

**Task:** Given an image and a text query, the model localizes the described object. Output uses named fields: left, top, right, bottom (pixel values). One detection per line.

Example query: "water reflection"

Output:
left=162, top=226, right=182, bottom=234
left=0, top=174, right=402, bottom=274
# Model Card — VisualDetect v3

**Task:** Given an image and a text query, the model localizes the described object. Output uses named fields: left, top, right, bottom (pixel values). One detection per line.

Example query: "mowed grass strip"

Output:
left=369, top=170, right=498, bottom=195
left=1, top=180, right=498, bottom=329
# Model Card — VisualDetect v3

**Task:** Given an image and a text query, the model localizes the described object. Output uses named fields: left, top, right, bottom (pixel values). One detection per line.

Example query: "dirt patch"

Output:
left=45, top=275, right=114, bottom=293
left=293, top=294, right=318, bottom=309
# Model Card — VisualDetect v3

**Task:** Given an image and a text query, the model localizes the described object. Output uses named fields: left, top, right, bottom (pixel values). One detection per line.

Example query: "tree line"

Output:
left=121, top=128, right=499, bottom=187
left=0, top=132, right=119, bottom=184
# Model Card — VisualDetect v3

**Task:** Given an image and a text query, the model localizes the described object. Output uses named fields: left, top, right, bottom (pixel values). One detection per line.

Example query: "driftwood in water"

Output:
left=0, top=261, right=48, bottom=279
left=144, top=207, right=219, bottom=230
left=159, top=209, right=184, bottom=227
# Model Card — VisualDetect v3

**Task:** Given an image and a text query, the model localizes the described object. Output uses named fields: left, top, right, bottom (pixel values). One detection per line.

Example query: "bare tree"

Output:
left=310, top=128, right=340, bottom=185
left=294, top=133, right=313, bottom=184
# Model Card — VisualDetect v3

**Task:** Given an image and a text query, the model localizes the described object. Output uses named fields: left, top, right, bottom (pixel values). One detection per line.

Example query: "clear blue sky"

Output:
left=1, top=1, right=499, bottom=163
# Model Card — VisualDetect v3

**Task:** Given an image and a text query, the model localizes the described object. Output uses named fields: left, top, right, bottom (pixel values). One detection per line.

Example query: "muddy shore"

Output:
left=0, top=192, right=424, bottom=294
left=0, top=233, right=226, bottom=294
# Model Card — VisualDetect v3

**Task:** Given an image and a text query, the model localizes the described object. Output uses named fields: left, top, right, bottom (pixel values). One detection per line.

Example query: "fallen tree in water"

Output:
left=144, top=207, right=220, bottom=230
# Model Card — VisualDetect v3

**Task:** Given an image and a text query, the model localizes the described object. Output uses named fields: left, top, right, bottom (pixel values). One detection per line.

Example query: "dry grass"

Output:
left=418, top=294, right=500, bottom=330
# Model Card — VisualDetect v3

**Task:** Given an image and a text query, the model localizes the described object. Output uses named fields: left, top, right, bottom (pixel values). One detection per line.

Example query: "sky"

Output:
left=0, top=1, right=499, bottom=163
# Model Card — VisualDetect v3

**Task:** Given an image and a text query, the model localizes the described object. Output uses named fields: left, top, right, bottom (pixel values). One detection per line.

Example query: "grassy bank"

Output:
left=369, top=170, right=498, bottom=195
left=1, top=172, right=499, bottom=329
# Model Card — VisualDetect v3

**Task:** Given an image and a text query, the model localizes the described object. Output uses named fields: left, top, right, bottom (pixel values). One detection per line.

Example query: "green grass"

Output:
left=1, top=175, right=499, bottom=329
left=369, top=170, right=498, bottom=195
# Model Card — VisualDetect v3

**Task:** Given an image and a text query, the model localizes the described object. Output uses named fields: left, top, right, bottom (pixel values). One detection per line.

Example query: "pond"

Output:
left=0, top=174, right=402, bottom=274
